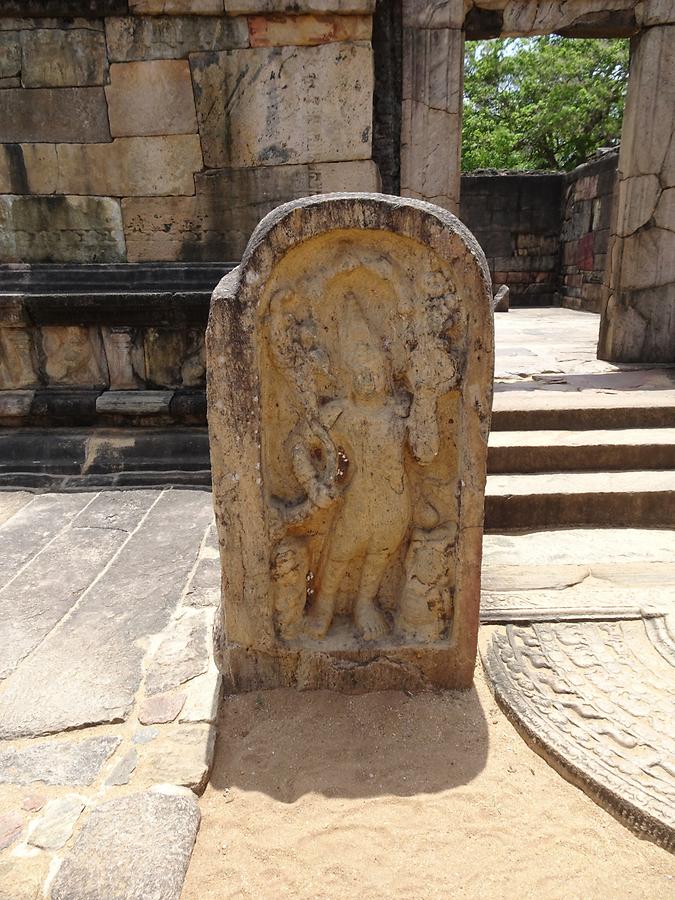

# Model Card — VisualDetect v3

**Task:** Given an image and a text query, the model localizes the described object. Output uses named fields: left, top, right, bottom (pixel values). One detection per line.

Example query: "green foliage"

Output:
left=462, top=37, right=629, bottom=172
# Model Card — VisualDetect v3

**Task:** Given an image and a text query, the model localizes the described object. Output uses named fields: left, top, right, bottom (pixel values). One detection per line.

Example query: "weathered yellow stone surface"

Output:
left=122, top=160, right=380, bottom=260
left=130, top=0, right=224, bottom=13
left=0, top=195, right=126, bottom=263
left=105, top=13, right=248, bottom=62
left=225, top=0, right=374, bottom=10
left=2, top=136, right=203, bottom=197
left=42, top=326, right=109, bottom=387
left=0, top=87, right=111, bottom=143
left=0, top=328, right=39, bottom=390
left=207, top=193, right=493, bottom=691
left=20, top=27, right=109, bottom=87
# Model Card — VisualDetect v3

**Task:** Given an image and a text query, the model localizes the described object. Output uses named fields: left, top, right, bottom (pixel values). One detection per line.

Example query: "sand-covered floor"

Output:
left=183, top=661, right=674, bottom=899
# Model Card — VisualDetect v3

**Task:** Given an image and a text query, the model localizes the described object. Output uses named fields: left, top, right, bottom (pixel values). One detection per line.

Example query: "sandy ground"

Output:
left=182, top=659, right=674, bottom=900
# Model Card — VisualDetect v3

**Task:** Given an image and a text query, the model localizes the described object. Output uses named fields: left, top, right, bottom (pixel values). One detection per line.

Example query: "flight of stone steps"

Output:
left=486, top=387, right=675, bottom=530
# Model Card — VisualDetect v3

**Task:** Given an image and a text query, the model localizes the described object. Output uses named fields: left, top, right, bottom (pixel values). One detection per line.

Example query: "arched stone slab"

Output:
left=482, top=618, right=675, bottom=851
left=207, top=193, right=493, bottom=692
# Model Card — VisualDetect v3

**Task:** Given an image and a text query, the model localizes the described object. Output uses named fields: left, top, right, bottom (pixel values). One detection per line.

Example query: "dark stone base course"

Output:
left=0, top=1, right=128, bottom=15
left=0, top=426, right=210, bottom=488
left=0, top=470, right=212, bottom=490
left=1, top=262, right=233, bottom=327
left=482, top=621, right=675, bottom=853
left=485, top=487, right=675, bottom=529
left=1, top=390, right=207, bottom=427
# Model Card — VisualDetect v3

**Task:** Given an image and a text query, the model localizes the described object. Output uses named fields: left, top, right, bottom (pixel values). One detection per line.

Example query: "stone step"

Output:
left=492, top=388, right=675, bottom=431
left=485, top=470, right=675, bottom=529
left=488, top=428, right=675, bottom=473
left=0, top=427, right=210, bottom=488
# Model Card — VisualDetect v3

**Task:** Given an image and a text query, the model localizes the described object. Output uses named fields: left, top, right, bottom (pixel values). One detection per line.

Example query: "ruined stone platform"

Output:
left=0, top=488, right=221, bottom=899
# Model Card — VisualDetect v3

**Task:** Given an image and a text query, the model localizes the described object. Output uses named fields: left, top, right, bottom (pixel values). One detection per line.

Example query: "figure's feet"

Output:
left=354, top=600, right=389, bottom=641
left=304, top=606, right=333, bottom=641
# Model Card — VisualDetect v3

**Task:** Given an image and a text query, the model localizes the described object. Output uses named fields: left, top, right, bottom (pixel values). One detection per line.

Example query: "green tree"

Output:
left=462, top=37, right=629, bottom=172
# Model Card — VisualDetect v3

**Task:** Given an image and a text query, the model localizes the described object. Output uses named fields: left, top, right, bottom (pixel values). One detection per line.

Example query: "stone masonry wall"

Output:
left=0, top=2, right=379, bottom=264
left=459, top=173, right=563, bottom=307
left=560, top=149, right=619, bottom=313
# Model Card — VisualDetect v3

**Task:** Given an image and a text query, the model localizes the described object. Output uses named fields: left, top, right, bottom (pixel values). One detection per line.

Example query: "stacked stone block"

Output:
left=0, top=2, right=378, bottom=264
left=560, top=150, right=618, bottom=313
left=400, top=0, right=463, bottom=212
left=460, top=173, right=563, bottom=307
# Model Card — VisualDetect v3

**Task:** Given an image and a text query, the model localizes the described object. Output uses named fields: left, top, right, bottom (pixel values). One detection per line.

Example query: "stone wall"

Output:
left=0, top=2, right=379, bottom=264
left=560, top=149, right=618, bottom=313
left=460, top=173, right=563, bottom=307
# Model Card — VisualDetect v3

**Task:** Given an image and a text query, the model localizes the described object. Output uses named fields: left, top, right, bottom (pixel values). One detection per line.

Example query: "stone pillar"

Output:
left=400, top=0, right=465, bottom=213
left=598, top=6, right=675, bottom=362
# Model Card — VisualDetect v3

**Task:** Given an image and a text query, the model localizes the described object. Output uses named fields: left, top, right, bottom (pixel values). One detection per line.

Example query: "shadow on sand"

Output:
left=209, top=685, right=490, bottom=802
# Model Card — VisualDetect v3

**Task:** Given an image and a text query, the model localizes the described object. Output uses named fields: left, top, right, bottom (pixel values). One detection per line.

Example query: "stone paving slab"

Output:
left=0, top=489, right=214, bottom=738
left=0, top=492, right=93, bottom=586
left=27, top=794, right=87, bottom=851
left=50, top=786, right=200, bottom=900
left=1, top=488, right=673, bottom=894
left=0, top=488, right=219, bottom=899
left=481, top=618, right=675, bottom=851
left=0, top=736, right=120, bottom=787
left=481, top=528, right=675, bottom=623
left=0, top=490, right=156, bottom=681
left=0, top=491, right=32, bottom=526
left=494, top=308, right=675, bottom=382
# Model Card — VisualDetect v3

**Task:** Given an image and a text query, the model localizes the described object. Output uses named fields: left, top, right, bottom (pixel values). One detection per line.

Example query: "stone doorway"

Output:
left=385, top=1, right=674, bottom=363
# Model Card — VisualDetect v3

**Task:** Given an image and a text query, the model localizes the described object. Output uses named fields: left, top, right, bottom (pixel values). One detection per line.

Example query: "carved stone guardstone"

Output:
left=207, top=194, right=493, bottom=692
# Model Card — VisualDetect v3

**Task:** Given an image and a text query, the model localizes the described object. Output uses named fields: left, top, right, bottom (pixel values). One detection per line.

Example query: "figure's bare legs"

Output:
left=304, top=556, right=348, bottom=640
left=354, top=550, right=390, bottom=641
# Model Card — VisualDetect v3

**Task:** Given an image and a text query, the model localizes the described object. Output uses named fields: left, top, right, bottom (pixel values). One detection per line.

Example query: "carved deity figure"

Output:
left=299, top=337, right=412, bottom=641
left=267, top=287, right=464, bottom=644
